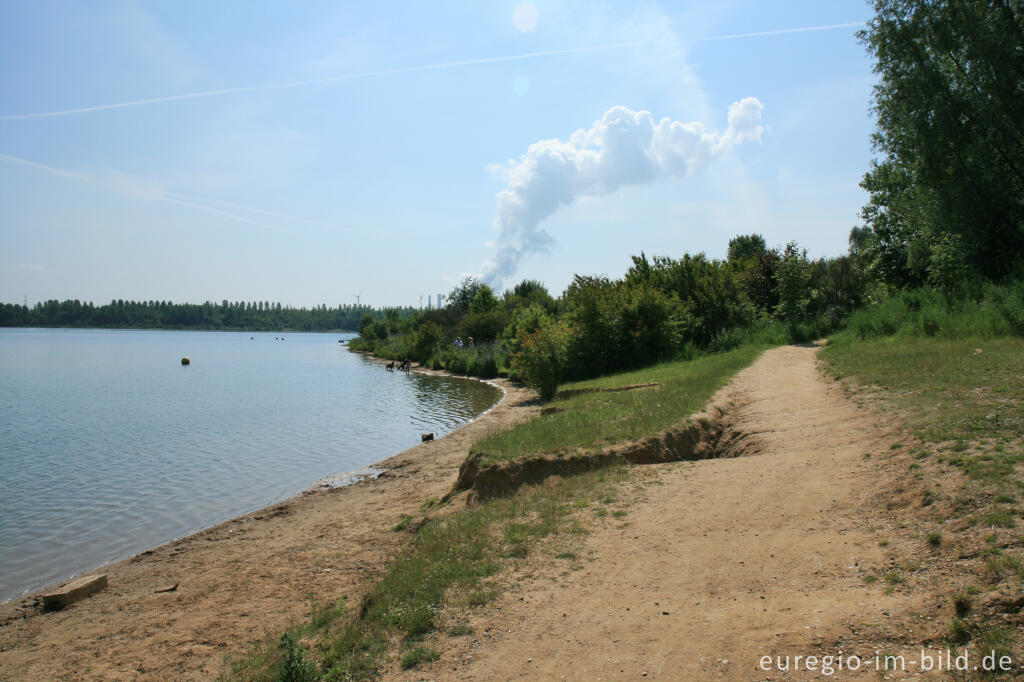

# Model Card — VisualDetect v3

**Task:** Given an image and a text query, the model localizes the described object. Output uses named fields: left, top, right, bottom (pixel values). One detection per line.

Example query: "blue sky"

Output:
left=1, top=0, right=876, bottom=308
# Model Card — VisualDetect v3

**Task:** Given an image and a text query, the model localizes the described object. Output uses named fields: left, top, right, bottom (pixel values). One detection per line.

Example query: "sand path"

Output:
left=422, top=344, right=921, bottom=680
left=0, top=378, right=537, bottom=681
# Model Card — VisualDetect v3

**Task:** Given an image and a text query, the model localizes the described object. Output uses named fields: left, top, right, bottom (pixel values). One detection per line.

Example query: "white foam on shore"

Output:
left=310, top=466, right=386, bottom=490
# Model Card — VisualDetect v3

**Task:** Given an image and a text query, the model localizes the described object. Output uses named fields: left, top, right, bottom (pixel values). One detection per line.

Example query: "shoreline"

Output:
left=0, top=368, right=534, bottom=680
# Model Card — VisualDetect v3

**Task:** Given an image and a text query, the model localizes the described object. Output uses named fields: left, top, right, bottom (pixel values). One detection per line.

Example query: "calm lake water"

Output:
left=0, top=328, right=501, bottom=602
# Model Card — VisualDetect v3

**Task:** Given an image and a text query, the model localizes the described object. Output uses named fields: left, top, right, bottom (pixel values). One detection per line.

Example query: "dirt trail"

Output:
left=0, top=379, right=536, bottom=681
left=422, top=344, right=922, bottom=680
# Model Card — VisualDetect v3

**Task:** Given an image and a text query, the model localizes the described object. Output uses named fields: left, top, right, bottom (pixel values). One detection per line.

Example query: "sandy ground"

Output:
left=404, top=344, right=928, bottom=681
left=0, top=376, right=537, bottom=681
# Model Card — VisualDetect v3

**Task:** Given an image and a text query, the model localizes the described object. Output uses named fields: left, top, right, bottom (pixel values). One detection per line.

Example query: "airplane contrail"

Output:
left=0, top=22, right=866, bottom=120
left=0, top=42, right=645, bottom=121
left=0, top=151, right=344, bottom=232
left=699, top=21, right=865, bottom=42
left=159, top=191, right=350, bottom=232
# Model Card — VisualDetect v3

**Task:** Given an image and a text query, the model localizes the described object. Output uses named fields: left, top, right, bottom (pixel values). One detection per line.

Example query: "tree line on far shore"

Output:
left=0, top=298, right=413, bottom=332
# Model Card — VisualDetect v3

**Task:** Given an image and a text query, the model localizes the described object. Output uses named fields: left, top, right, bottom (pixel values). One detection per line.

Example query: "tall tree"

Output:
left=859, top=0, right=1024, bottom=284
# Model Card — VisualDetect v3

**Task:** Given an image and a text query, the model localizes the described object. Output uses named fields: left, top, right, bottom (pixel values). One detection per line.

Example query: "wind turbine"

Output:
left=352, top=290, right=364, bottom=306
left=418, top=293, right=425, bottom=308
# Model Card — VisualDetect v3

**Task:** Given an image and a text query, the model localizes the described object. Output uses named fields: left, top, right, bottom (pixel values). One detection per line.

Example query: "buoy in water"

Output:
left=181, top=357, right=190, bottom=366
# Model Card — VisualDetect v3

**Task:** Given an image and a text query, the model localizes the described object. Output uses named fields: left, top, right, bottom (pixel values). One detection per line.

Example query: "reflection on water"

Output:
left=0, top=328, right=501, bottom=602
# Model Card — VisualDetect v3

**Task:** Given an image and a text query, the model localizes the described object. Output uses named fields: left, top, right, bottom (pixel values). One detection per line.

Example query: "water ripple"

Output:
left=0, top=329, right=500, bottom=602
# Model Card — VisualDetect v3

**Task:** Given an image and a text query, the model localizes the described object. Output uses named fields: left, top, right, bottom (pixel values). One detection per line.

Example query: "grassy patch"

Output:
left=981, top=509, right=1016, bottom=528
left=392, top=514, right=414, bottom=532
left=472, top=345, right=764, bottom=465
left=821, top=337, right=1024, bottom=487
left=822, top=333, right=1024, bottom=661
left=228, top=467, right=626, bottom=679
left=400, top=645, right=439, bottom=670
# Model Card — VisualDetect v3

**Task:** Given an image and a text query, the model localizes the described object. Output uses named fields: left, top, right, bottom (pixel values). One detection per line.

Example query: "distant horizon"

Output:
left=2, top=295, right=429, bottom=311
left=4, top=228, right=862, bottom=310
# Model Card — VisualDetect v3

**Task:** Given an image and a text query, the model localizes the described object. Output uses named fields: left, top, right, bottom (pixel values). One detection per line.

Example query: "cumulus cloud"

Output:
left=480, top=97, right=764, bottom=287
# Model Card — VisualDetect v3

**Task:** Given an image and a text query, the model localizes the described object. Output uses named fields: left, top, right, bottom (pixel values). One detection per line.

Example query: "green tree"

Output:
left=775, top=242, right=811, bottom=323
left=505, top=279, right=555, bottom=312
left=445, top=277, right=484, bottom=316
left=411, top=320, right=444, bottom=361
left=468, top=285, right=500, bottom=314
left=727, top=234, right=767, bottom=264
left=859, top=0, right=1024, bottom=284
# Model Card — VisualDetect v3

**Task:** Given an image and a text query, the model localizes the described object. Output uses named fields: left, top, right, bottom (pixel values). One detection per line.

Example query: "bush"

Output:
left=362, top=320, right=390, bottom=341
left=458, top=310, right=507, bottom=344
left=410, top=321, right=444, bottom=362
left=841, top=284, right=1024, bottom=340
left=468, top=345, right=500, bottom=378
left=511, top=317, right=570, bottom=400
left=618, top=285, right=688, bottom=366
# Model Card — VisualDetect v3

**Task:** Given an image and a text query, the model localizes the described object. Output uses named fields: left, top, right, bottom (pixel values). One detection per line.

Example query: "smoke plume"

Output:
left=480, top=97, right=764, bottom=286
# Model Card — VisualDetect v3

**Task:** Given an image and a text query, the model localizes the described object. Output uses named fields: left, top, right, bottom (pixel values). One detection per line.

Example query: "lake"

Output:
left=0, top=328, right=501, bottom=603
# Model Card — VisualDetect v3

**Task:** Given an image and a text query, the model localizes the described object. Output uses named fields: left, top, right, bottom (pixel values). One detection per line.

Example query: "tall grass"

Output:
left=841, top=283, right=1024, bottom=340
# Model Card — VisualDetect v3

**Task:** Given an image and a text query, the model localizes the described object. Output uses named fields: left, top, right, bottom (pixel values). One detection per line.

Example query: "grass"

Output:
left=822, top=336, right=1024, bottom=497
left=392, top=514, right=414, bottom=532
left=823, top=337, right=1024, bottom=449
left=471, top=345, right=764, bottom=465
left=400, top=646, right=439, bottom=670
left=228, top=466, right=628, bottom=680
left=821, top=324, right=1024, bottom=665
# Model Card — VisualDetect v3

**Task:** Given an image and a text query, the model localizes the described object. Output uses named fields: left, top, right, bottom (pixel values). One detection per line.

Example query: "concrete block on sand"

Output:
left=42, top=574, right=108, bottom=611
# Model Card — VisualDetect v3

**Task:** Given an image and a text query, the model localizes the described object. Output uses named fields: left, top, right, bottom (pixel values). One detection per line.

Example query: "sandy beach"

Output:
left=0, top=373, right=536, bottom=680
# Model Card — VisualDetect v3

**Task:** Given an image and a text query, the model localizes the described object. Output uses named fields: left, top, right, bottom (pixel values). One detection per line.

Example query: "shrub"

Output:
left=410, top=321, right=444, bottom=362
left=511, top=317, right=570, bottom=400
left=468, top=345, right=500, bottom=379
left=458, top=310, right=507, bottom=344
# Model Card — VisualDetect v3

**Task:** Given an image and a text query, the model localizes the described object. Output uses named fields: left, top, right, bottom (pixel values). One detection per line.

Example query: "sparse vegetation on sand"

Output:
left=226, top=465, right=630, bottom=680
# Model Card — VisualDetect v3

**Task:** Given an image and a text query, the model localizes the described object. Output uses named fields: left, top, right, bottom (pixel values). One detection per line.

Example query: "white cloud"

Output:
left=479, top=98, right=764, bottom=286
